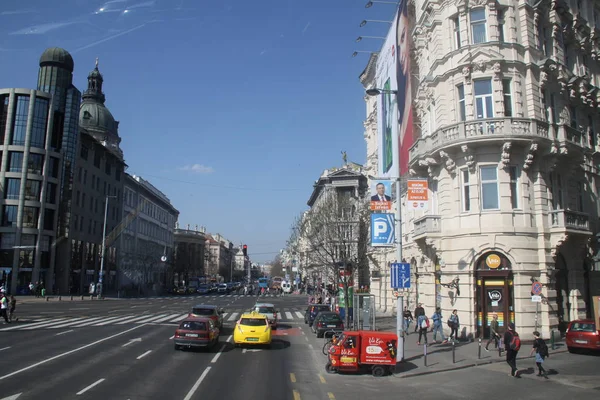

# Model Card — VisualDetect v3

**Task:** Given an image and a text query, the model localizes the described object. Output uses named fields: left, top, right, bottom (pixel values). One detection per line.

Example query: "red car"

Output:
left=174, top=317, right=220, bottom=350
left=566, top=319, right=600, bottom=353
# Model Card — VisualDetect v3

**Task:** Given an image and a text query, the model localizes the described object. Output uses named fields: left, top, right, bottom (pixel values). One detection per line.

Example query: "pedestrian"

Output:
left=416, top=310, right=429, bottom=345
left=413, top=303, right=424, bottom=333
left=0, top=293, right=9, bottom=323
left=485, top=313, right=501, bottom=351
left=504, top=322, right=521, bottom=378
left=9, top=295, right=17, bottom=322
left=431, top=307, right=448, bottom=343
left=402, top=307, right=413, bottom=334
left=448, top=309, right=459, bottom=341
left=529, top=331, right=549, bottom=379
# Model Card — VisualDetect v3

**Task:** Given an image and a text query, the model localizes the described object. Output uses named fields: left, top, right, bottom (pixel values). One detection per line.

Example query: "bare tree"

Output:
left=269, top=255, right=285, bottom=278
left=289, top=187, right=369, bottom=327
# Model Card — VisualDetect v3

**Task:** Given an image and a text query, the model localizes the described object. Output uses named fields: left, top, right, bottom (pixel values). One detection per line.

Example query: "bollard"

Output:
left=551, top=329, right=556, bottom=350
left=423, top=343, right=428, bottom=367
left=452, top=340, right=456, bottom=364
left=71, top=295, right=73, bottom=301
left=46, top=297, right=49, bottom=302
left=58, top=296, right=61, bottom=301
left=478, top=338, right=482, bottom=359
left=81, top=295, right=84, bottom=300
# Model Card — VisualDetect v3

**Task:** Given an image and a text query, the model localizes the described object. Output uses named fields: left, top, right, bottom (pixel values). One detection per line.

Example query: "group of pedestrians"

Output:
left=402, top=304, right=460, bottom=345
left=0, top=290, right=17, bottom=323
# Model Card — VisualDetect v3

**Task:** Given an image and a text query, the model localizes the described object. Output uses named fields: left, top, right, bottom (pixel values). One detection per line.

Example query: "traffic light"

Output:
left=242, top=244, right=248, bottom=257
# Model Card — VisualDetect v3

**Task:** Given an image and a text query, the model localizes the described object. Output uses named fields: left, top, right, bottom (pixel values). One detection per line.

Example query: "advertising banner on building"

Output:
left=370, top=213, right=395, bottom=247
left=593, top=296, right=600, bottom=327
left=370, top=179, right=392, bottom=210
left=407, top=179, right=429, bottom=210
left=396, top=0, right=414, bottom=177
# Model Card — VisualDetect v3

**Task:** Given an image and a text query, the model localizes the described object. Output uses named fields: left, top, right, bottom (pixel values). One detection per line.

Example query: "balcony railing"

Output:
left=549, top=210, right=591, bottom=232
left=412, top=215, right=441, bottom=239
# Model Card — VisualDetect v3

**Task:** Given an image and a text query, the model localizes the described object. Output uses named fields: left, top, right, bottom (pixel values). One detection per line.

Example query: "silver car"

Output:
left=253, top=302, right=278, bottom=329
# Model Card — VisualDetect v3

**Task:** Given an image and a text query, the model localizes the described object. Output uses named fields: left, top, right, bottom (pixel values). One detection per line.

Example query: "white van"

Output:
left=282, top=282, right=292, bottom=294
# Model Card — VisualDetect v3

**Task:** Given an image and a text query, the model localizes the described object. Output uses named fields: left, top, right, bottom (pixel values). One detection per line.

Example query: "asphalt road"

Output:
left=2, top=294, right=599, bottom=400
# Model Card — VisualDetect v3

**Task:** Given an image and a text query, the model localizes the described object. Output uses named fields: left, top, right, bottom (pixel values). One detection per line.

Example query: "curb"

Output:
left=395, top=348, right=569, bottom=378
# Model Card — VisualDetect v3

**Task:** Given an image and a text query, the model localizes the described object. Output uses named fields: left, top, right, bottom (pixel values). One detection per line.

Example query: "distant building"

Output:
left=205, top=233, right=234, bottom=281
left=173, top=225, right=207, bottom=286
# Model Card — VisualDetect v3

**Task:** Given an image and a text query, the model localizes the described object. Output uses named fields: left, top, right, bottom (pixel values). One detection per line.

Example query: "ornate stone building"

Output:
left=364, top=0, right=600, bottom=339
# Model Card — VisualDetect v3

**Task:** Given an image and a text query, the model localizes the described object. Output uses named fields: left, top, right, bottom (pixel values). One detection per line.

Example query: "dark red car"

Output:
left=566, top=319, right=600, bottom=353
left=174, top=317, right=220, bottom=350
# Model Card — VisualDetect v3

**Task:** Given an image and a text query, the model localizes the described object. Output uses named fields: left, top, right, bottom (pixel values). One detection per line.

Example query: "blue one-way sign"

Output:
left=391, top=262, right=410, bottom=289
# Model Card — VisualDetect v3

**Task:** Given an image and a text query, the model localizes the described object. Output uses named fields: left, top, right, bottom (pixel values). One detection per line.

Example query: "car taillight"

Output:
left=317, top=322, right=323, bottom=327
left=175, top=330, right=181, bottom=338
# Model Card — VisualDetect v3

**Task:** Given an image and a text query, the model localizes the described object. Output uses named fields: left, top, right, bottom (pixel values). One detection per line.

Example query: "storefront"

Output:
left=475, top=251, right=514, bottom=339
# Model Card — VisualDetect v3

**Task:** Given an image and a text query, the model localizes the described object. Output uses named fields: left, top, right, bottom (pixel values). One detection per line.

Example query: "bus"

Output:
left=258, top=277, right=269, bottom=289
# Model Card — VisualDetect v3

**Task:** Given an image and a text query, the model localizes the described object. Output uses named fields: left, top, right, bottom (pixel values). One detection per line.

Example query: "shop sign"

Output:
left=485, top=254, right=502, bottom=269
left=488, top=290, right=502, bottom=302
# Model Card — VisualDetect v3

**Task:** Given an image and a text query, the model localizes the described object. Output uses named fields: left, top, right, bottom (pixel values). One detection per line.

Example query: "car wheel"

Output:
left=325, top=362, right=336, bottom=374
left=174, top=344, right=180, bottom=351
left=316, top=331, right=323, bottom=338
left=372, top=366, right=385, bottom=377
left=567, top=346, right=575, bottom=354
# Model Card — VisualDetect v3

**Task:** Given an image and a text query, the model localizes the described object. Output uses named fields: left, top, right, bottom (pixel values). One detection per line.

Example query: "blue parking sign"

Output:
left=371, top=213, right=395, bottom=247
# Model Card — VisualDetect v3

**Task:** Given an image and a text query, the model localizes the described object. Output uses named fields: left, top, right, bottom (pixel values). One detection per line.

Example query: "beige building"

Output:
left=363, top=0, right=600, bottom=339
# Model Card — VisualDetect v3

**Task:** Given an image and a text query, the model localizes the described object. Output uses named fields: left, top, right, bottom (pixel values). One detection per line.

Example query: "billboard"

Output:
left=406, top=179, right=429, bottom=210
left=396, top=0, right=414, bottom=177
left=371, top=213, right=395, bottom=247
left=370, top=179, right=392, bottom=210
left=375, top=7, right=399, bottom=178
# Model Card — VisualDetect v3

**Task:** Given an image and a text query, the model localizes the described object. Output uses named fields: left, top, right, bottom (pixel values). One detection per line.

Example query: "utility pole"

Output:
left=99, top=195, right=117, bottom=299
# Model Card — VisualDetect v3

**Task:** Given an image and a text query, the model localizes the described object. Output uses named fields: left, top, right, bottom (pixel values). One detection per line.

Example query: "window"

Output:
left=22, top=207, right=39, bottom=228
left=27, top=153, right=44, bottom=175
left=547, top=172, right=563, bottom=210
left=105, top=160, right=111, bottom=175
left=0, top=95, right=10, bottom=144
left=2, top=205, right=18, bottom=227
left=470, top=8, right=487, bottom=44
left=589, top=115, right=596, bottom=148
left=10, top=96, right=30, bottom=145
left=480, top=166, right=499, bottom=210
left=457, top=84, right=466, bottom=121
left=93, top=149, right=101, bottom=168
left=474, top=79, right=494, bottom=118
left=540, top=89, right=549, bottom=122
left=497, top=9, right=505, bottom=42
left=550, top=93, right=558, bottom=124
left=577, top=182, right=584, bottom=212
left=44, top=209, right=55, bottom=231
left=570, top=106, right=577, bottom=128
left=502, top=79, right=512, bottom=117
left=46, top=182, right=57, bottom=204
left=76, top=190, right=80, bottom=206
left=453, top=17, right=461, bottom=49
left=48, top=157, right=59, bottom=178
left=31, top=98, right=49, bottom=148
left=8, top=151, right=23, bottom=172
left=461, top=169, right=471, bottom=212
left=24, top=179, right=41, bottom=201
left=81, top=145, right=89, bottom=160
left=4, top=178, right=20, bottom=200
left=427, top=102, right=436, bottom=135
left=116, top=167, right=122, bottom=181
left=508, top=166, right=519, bottom=209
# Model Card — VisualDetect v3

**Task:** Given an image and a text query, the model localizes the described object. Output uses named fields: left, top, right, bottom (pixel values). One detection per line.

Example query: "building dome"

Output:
left=80, top=101, right=119, bottom=137
left=39, top=47, right=74, bottom=72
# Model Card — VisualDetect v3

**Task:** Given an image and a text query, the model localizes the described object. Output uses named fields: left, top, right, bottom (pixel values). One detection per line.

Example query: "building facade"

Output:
left=118, top=173, right=178, bottom=296
left=56, top=60, right=127, bottom=294
left=205, top=234, right=234, bottom=281
left=173, top=225, right=207, bottom=286
left=0, top=89, right=62, bottom=294
left=364, top=0, right=600, bottom=339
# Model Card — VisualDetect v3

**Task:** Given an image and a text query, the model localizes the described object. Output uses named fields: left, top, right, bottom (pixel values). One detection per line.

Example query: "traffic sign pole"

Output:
left=395, top=176, right=404, bottom=363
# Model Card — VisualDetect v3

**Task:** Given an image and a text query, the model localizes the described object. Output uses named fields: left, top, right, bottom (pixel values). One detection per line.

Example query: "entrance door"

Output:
left=483, top=279, right=507, bottom=338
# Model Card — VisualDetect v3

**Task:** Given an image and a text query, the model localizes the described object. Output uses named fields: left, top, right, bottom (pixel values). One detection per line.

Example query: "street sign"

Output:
left=371, top=214, right=395, bottom=247
left=531, top=281, right=542, bottom=295
left=531, top=295, right=542, bottom=302
left=391, top=262, right=410, bottom=289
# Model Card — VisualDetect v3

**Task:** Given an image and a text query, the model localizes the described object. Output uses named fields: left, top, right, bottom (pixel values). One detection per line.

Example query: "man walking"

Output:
left=413, top=303, right=424, bottom=333
left=504, top=323, right=521, bottom=378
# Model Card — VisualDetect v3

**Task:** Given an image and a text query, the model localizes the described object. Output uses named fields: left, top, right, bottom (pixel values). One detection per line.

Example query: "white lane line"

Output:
left=93, top=315, right=136, bottom=326
left=285, top=312, right=293, bottom=320
left=114, top=315, right=152, bottom=325
left=137, top=314, right=171, bottom=324
left=169, top=335, right=174, bottom=340
left=211, top=345, right=226, bottom=363
left=0, top=318, right=61, bottom=331
left=226, top=313, right=239, bottom=322
left=76, top=378, right=105, bottom=395
left=168, top=314, right=188, bottom=323
left=0, top=325, right=144, bottom=381
left=71, top=316, right=117, bottom=327
left=47, top=318, right=93, bottom=329
left=305, top=336, right=309, bottom=342
left=69, top=308, right=90, bottom=310
left=55, top=330, right=74, bottom=336
left=295, top=311, right=304, bottom=319
left=0, top=346, right=11, bottom=351
left=136, top=350, right=152, bottom=360
left=183, top=367, right=211, bottom=400
left=22, top=318, right=87, bottom=330
left=153, top=313, right=181, bottom=323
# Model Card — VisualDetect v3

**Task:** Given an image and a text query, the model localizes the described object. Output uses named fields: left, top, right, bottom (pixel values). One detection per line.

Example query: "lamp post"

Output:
left=99, top=194, right=117, bottom=299
left=365, top=0, right=399, bottom=8
left=356, top=36, right=385, bottom=43
left=359, top=19, right=392, bottom=27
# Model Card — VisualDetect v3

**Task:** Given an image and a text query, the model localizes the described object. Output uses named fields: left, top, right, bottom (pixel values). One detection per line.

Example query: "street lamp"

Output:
left=365, top=88, right=398, bottom=96
left=359, top=19, right=392, bottom=27
left=352, top=50, right=378, bottom=58
left=99, top=194, right=117, bottom=299
left=356, top=36, right=385, bottom=42
left=365, top=1, right=399, bottom=8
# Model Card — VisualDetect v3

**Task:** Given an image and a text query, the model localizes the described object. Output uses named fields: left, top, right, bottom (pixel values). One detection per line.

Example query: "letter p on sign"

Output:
left=374, top=221, right=388, bottom=236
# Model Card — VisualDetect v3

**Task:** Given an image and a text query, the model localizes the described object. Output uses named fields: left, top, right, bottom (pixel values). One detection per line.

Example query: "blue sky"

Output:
left=0, top=0, right=396, bottom=263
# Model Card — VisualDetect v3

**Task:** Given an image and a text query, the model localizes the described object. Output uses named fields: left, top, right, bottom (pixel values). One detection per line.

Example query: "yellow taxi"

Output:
left=233, top=311, right=272, bottom=347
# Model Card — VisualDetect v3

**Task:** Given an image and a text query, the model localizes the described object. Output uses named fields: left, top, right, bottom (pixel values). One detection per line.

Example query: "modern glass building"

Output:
left=0, top=89, right=62, bottom=293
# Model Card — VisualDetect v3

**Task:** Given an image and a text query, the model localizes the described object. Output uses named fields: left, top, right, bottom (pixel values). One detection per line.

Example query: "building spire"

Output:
left=95, top=57, right=99, bottom=69
left=82, top=58, right=105, bottom=104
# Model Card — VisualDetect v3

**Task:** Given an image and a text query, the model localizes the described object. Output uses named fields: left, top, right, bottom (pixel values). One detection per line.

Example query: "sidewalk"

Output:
left=375, top=316, right=567, bottom=378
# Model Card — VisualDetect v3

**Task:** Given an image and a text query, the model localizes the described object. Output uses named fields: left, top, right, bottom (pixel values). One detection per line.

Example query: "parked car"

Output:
left=174, top=317, right=220, bottom=350
left=217, top=283, right=229, bottom=294
left=196, top=284, right=211, bottom=295
left=304, top=304, right=331, bottom=326
left=312, top=311, right=344, bottom=338
left=566, top=319, right=600, bottom=353
left=190, top=304, right=224, bottom=329
left=252, top=303, right=278, bottom=329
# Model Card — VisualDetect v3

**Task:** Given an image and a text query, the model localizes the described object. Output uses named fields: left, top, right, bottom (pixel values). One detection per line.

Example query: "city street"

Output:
left=1, top=294, right=599, bottom=400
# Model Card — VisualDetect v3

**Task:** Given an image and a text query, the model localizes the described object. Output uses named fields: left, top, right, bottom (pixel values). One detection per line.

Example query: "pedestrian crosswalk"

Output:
left=0, top=309, right=307, bottom=331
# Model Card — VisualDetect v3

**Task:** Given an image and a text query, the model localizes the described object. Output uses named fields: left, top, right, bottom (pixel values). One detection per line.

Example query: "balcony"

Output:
left=412, top=215, right=441, bottom=240
left=549, top=210, right=592, bottom=234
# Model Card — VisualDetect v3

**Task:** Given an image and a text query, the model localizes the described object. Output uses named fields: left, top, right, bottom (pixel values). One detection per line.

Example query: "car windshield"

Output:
left=257, top=307, right=275, bottom=314
left=240, top=318, right=267, bottom=326
left=312, top=306, right=329, bottom=313
left=192, top=308, right=214, bottom=316
left=571, top=322, right=596, bottom=332
left=180, top=321, right=207, bottom=331
left=319, top=314, right=341, bottom=322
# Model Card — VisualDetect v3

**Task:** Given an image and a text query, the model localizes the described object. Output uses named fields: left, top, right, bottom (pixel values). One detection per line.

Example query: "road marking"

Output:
left=0, top=346, right=11, bottom=352
left=285, top=312, right=293, bottom=320
left=169, top=314, right=188, bottom=323
left=226, top=313, right=239, bottom=322
left=293, top=390, right=301, bottom=400
left=0, top=392, right=22, bottom=400
left=135, top=314, right=169, bottom=324
left=183, top=367, right=211, bottom=400
left=122, top=338, right=142, bottom=347
left=71, top=316, right=118, bottom=327
left=305, top=337, right=309, bottom=342
left=47, top=318, right=93, bottom=329
left=301, top=330, right=305, bottom=335
left=327, top=393, right=335, bottom=399
left=0, top=325, right=144, bottom=381
left=295, top=311, right=304, bottom=319
left=114, top=315, right=152, bottom=325
left=211, top=345, right=226, bottom=363
left=308, top=344, right=313, bottom=349
left=290, top=373, right=296, bottom=383
left=0, top=318, right=60, bottom=331
left=241, top=348, right=261, bottom=353
left=136, top=350, right=152, bottom=360
left=153, top=313, right=181, bottom=323
left=319, top=374, right=326, bottom=383
left=169, top=335, right=174, bottom=340
left=76, top=378, right=105, bottom=395
left=69, top=308, right=90, bottom=310
left=55, top=330, right=74, bottom=336
left=22, top=317, right=87, bottom=330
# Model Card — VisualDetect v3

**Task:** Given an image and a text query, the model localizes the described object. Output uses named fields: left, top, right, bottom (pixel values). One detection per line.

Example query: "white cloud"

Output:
left=179, top=164, right=214, bottom=174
